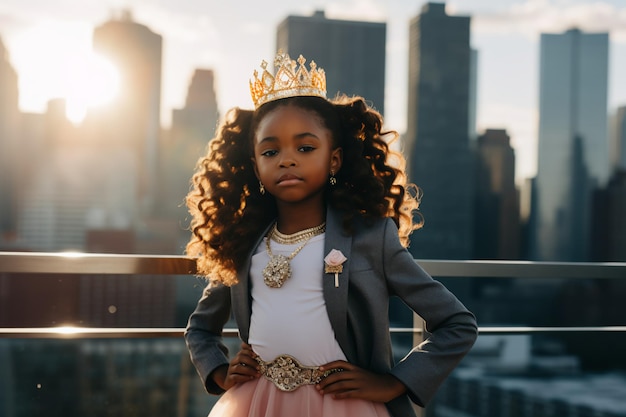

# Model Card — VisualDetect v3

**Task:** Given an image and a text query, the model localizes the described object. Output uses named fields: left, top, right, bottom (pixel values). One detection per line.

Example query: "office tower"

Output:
left=592, top=171, right=626, bottom=262
left=468, top=49, right=478, bottom=141
left=404, top=3, right=474, bottom=260
left=474, top=129, right=520, bottom=260
left=612, top=106, right=626, bottom=171
left=519, top=177, right=537, bottom=260
left=16, top=101, right=104, bottom=251
left=169, top=69, right=219, bottom=170
left=605, top=172, right=626, bottom=261
left=534, top=28, right=609, bottom=261
left=89, top=10, right=163, bottom=213
left=276, top=10, right=386, bottom=115
left=0, top=38, right=19, bottom=240
left=175, top=69, right=219, bottom=129
left=163, top=69, right=219, bottom=244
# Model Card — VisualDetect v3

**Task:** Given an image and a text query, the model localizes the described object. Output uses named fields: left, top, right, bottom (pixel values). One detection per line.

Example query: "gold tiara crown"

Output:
left=249, top=50, right=327, bottom=109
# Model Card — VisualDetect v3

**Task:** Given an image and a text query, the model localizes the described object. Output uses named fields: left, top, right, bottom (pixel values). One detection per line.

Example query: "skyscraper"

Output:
left=89, top=10, right=163, bottom=213
left=591, top=170, right=626, bottom=262
left=534, top=28, right=609, bottom=261
left=612, top=106, right=626, bottom=171
left=170, top=69, right=219, bottom=151
left=163, top=69, right=220, bottom=246
left=468, top=49, right=479, bottom=142
left=0, top=38, right=20, bottom=240
left=16, top=101, right=107, bottom=252
left=605, top=171, right=626, bottom=261
left=474, top=129, right=520, bottom=260
left=404, top=3, right=474, bottom=260
left=276, top=10, right=386, bottom=115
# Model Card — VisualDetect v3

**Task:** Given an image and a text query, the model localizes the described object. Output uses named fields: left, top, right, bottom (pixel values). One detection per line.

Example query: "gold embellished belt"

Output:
left=255, top=354, right=341, bottom=392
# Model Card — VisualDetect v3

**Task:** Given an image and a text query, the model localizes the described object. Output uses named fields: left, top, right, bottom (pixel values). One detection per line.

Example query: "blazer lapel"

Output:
left=323, top=207, right=355, bottom=360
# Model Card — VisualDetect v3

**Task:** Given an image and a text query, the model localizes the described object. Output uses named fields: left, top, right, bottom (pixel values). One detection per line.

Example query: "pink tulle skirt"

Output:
left=208, top=377, right=391, bottom=417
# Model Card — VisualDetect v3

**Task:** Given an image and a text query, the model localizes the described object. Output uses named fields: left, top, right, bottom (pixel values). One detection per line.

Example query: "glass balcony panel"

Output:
left=1, top=253, right=625, bottom=417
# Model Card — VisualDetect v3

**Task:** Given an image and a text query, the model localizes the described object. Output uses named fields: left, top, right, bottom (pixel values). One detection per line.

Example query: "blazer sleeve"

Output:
left=382, top=220, right=478, bottom=407
left=184, top=282, right=232, bottom=394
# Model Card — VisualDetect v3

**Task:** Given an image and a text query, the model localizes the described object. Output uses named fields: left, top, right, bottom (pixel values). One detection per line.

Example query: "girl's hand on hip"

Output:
left=214, top=342, right=260, bottom=391
left=315, top=360, right=406, bottom=403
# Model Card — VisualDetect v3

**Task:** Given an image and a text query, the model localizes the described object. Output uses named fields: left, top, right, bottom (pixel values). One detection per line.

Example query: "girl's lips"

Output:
left=276, top=174, right=302, bottom=185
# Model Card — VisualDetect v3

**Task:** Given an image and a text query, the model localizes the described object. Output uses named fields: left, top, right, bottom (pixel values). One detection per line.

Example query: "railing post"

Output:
left=412, top=313, right=426, bottom=417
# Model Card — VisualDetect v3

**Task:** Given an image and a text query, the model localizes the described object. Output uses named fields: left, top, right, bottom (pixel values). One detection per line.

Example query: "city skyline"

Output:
left=1, top=0, right=626, bottom=184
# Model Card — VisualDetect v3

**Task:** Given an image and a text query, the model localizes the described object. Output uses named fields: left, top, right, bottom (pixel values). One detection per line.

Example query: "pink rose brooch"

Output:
left=324, top=249, right=347, bottom=287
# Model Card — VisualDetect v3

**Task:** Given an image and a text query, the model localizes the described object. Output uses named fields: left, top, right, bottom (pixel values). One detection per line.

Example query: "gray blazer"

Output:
left=185, top=207, right=478, bottom=417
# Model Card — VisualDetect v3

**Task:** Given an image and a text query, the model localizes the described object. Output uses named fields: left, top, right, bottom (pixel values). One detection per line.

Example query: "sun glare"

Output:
left=64, top=53, right=120, bottom=124
left=9, top=22, right=120, bottom=125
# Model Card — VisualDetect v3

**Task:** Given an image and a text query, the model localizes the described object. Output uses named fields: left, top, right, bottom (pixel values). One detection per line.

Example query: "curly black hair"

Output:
left=186, top=95, right=422, bottom=285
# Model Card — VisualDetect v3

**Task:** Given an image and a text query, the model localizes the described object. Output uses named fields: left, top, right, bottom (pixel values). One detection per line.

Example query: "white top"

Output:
left=248, top=233, right=347, bottom=366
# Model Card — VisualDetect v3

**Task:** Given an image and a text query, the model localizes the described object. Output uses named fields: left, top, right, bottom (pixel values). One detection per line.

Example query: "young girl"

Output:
left=184, top=51, right=477, bottom=417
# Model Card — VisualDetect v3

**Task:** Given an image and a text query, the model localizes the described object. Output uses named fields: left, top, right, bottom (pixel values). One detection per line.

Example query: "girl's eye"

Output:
left=299, top=145, right=315, bottom=152
left=261, top=149, right=278, bottom=157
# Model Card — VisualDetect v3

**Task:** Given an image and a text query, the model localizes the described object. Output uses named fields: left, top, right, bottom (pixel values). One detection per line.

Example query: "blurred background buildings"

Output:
left=404, top=3, right=475, bottom=261
left=0, top=2, right=625, bottom=417
left=277, top=10, right=387, bottom=116
left=534, top=29, right=609, bottom=262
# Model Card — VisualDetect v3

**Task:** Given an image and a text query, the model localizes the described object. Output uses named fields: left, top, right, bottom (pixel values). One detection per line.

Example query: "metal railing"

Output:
left=1, top=251, right=626, bottom=338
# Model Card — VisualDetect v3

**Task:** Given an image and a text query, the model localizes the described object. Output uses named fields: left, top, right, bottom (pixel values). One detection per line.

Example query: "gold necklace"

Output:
left=271, top=222, right=326, bottom=244
left=263, top=223, right=326, bottom=288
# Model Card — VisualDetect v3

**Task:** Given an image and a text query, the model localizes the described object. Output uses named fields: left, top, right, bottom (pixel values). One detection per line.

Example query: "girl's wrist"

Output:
left=211, top=365, right=229, bottom=390
left=383, top=374, right=407, bottom=401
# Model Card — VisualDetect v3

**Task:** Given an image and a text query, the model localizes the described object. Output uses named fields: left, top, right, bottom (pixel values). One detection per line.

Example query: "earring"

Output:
left=329, top=171, right=337, bottom=186
left=259, top=181, right=265, bottom=195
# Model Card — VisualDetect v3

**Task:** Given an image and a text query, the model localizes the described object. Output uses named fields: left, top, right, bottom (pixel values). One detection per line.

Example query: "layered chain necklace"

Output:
left=262, top=222, right=326, bottom=288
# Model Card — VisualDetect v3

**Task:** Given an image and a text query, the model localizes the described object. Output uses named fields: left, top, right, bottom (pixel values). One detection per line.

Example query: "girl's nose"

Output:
left=278, top=152, right=297, bottom=167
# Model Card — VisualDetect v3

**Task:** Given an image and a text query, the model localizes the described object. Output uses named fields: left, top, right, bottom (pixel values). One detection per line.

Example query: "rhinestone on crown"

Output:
left=249, top=50, right=327, bottom=109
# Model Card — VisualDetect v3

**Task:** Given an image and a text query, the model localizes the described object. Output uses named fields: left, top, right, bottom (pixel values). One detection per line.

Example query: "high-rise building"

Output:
left=178, top=69, right=219, bottom=122
left=404, top=2, right=474, bottom=260
left=612, top=105, right=626, bottom=171
left=0, top=38, right=20, bottom=241
left=474, top=129, right=520, bottom=260
left=16, top=100, right=112, bottom=252
left=468, top=49, right=479, bottom=141
left=605, top=171, right=626, bottom=261
left=88, top=10, right=163, bottom=213
left=533, top=28, right=609, bottom=261
left=519, top=177, right=537, bottom=260
left=162, top=69, right=219, bottom=247
left=276, top=10, right=386, bottom=115
left=168, top=70, right=219, bottom=198
left=592, top=170, right=626, bottom=262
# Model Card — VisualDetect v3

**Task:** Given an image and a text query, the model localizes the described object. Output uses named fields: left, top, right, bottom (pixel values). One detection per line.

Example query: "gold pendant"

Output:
left=263, top=254, right=291, bottom=288
left=263, top=221, right=325, bottom=289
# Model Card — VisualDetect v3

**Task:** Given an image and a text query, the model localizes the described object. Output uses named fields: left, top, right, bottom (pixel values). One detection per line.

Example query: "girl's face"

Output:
left=252, top=104, right=342, bottom=205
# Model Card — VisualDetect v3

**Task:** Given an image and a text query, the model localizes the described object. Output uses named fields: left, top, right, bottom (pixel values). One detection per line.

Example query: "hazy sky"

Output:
left=1, top=0, right=625, bottom=182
